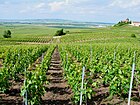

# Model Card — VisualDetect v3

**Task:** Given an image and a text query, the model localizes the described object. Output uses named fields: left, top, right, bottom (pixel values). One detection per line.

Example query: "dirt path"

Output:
left=42, top=47, right=72, bottom=105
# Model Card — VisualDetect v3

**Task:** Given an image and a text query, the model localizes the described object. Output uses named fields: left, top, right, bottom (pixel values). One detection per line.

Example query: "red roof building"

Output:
left=131, top=21, right=140, bottom=26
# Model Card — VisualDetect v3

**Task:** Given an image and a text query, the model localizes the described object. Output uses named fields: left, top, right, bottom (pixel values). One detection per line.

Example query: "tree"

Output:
left=55, top=29, right=66, bottom=36
left=114, top=18, right=131, bottom=27
left=3, top=30, right=11, bottom=38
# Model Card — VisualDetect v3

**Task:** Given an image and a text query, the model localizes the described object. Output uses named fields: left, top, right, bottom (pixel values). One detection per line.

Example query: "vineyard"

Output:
left=0, top=24, right=140, bottom=105
left=59, top=44, right=140, bottom=104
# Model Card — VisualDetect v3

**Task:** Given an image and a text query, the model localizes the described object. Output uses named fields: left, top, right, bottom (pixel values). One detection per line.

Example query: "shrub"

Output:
left=55, top=29, right=66, bottom=36
left=131, top=34, right=136, bottom=38
left=66, top=31, right=70, bottom=34
left=3, top=30, right=11, bottom=38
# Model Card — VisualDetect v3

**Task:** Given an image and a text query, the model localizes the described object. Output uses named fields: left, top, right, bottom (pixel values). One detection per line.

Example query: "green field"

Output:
left=0, top=24, right=58, bottom=45
left=0, top=24, right=140, bottom=46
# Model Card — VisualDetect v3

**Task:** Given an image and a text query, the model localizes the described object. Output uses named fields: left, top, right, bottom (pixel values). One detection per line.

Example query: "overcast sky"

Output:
left=0, top=0, right=140, bottom=22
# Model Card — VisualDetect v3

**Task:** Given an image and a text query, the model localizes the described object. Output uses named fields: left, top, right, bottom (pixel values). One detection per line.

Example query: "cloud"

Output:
left=20, top=2, right=46, bottom=13
left=1, top=0, right=140, bottom=22
left=47, top=0, right=88, bottom=11
left=110, top=0, right=140, bottom=8
left=48, top=0, right=97, bottom=14
left=72, top=7, right=96, bottom=15
left=48, top=0, right=68, bottom=11
left=35, top=3, right=45, bottom=9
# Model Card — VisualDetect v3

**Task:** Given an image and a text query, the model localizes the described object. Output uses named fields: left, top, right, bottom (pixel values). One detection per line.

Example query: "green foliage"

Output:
left=114, top=20, right=131, bottom=27
left=2, top=46, right=48, bottom=81
left=20, top=45, right=55, bottom=105
left=0, top=68, right=10, bottom=93
left=59, top=44, right=140, bottom=103
left=131, top=34, right=136, bottom=38
left=114, top=22, right=127, bottom=27
left=55, top=29, right=66, bottom=36
left=0, top=45, right=48, bottom=93
left=0, top=23, right=140, bottom=45
left=0, top=22, right=140, bottom=104
left=66, top=30, right=70, bottom=34
left=59, top=46, right=94, bottom=104
left=3, top=30, right=11, bottom=38
left=21, top=69, right=47, bottom=105
left=0, top=24, right=56, bottom=45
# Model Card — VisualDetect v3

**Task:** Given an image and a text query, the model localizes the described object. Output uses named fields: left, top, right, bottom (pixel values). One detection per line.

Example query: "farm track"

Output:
left=63, top=37, right=125, bottom=44
left=42, top=47, right=72, bottom=105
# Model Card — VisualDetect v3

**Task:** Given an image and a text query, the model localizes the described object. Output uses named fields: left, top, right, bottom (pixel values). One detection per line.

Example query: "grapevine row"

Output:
left=59, top=44, right=140, bottom=104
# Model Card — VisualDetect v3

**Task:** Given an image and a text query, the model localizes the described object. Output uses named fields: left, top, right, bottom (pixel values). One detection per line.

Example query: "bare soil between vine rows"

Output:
left=42, top=47, right=72, bottom=105
left=87, top=85, right=140, bottom=105
left=0, top=52, right=46, bottom=105
left=0, top=47, right=73, bottom=105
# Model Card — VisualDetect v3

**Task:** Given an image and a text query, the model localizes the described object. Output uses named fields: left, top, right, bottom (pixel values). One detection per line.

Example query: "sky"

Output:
left=0, top=0, right=140, bottom=23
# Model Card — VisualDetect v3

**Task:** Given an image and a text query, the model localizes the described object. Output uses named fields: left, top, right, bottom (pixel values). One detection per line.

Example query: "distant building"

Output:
left=121, top=18, right=130, bottom=23
left=131, top=21, right=140, bottom=26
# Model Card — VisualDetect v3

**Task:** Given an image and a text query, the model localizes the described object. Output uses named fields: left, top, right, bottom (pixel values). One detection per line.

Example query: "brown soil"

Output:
left=87, top=80, right=140, bottom=105
left=42, top=47, right=72, bottom=105
left=0, top=52, right=46, bottom=105
left=0, top=81, right=23, bottom=105
left=1, top=47, right=139, bottom=105
left=68, top=51, right=140, bottom=105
